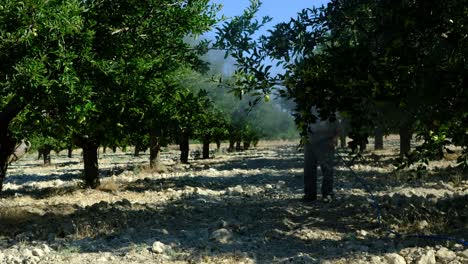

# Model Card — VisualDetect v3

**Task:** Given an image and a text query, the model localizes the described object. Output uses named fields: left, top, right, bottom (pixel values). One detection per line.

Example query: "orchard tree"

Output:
left=0, top=0, right=220, bottom=190
left=0, top=0, right=95, bottom=190
left=63, top=0, right=220, bottom=187
left=196, top=105, right=228, bottom=159
left=214, top=0, right=468, bottom=196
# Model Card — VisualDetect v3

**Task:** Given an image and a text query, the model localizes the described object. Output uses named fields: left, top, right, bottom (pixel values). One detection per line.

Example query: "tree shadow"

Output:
left=1, top=173, right=463, bottom=262
left=211, top=156, right=304, bottom=171
left=0, top=143, right=465, bottom=262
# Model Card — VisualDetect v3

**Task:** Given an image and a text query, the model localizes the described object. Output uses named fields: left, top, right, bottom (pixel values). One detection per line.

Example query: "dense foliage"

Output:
left=215, top=0, right=468, bottom=172
left=0, top=0, right=298, bottom=190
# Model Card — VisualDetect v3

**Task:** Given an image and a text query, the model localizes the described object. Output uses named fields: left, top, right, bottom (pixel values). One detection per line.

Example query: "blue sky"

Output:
left=204, top=1, right=330, bottom=76
left=211, top=0, right=330, bottom=28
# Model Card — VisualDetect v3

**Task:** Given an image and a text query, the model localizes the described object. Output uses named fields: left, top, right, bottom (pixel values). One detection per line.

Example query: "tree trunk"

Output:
left=0, top=162, right=7, bottom=192
left=149, top=132, right=161, bottom=169
left=228, top=138, right=235, bottom=152
left=359, top=138, right=367, bottom=152
left=374, top=126, right=384, bottom=150
left=112, top=146, right=117, bottom=153
left=216, top=140, right=221, bottom=151
left=102, top=146, right=106, bottom=154
left=67, top=146, right=73, bottom=158
left=236, top=140, right=242, bottom=151
left=340, top=133, right=346, bottom=148
left=134, top=147, right=140, bottom=157
left=0, top=135, right=16, bottom=192
left=202, top=137, right=210, bottom=159
left=399, top=124, right=412, bottom=158
left=180, top=133, right=189, bottom=164
left=433, top=146, right=444, bottom=160
left=43, top=147, right=52, bottom=166
left=82, top=141, right=100, bottom=188
left=0, top=97, right=26, bottom=191
left=243, top=141, right=251, bottom=150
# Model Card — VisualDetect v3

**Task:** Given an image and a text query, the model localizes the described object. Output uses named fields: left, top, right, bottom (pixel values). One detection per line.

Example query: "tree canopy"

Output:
left=214, top=0, right=468, bottom=171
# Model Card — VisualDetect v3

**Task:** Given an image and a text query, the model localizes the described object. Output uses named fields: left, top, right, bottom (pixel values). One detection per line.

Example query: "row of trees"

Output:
left=215, top=0, right=467, bottom=170
left=0, top=0, right=221, bottom=190
left=0, top=0, right=299, bottom=191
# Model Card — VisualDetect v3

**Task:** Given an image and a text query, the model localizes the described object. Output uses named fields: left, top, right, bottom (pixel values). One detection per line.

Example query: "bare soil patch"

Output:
left=0, top=139, right=467, bottom=263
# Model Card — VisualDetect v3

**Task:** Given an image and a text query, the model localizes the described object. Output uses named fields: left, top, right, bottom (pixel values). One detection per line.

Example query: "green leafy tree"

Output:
left=215, top=0, right=468, bottom=192
left=66, top=0, right=220, bottom=187
left=0, top=0, right=94, bottom=190
left=0, top=0, right=220, bottom=190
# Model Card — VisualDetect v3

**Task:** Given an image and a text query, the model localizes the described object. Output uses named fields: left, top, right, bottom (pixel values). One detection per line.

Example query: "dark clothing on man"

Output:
left=303, top=115, right=339, bottom=201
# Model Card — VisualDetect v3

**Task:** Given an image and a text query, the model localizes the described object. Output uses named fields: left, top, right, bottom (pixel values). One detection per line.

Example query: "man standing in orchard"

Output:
left=303, top=108, right=340, bottom=201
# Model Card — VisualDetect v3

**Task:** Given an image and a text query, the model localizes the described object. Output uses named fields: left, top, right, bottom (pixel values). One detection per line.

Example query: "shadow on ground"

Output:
left=0, top=144, right=466, bottom=262
left=1, top=173, right=465, bottom=262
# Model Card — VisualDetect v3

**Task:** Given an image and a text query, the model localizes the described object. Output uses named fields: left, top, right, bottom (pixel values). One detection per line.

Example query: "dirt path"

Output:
left=0, top=140, right=467, bottom=263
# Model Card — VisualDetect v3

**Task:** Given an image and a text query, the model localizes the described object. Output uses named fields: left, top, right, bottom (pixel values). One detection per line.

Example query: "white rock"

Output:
left=276, top=181, right=286, bottom=187
left=384, top=253, right=406, bottom=264
left=210, top=228, right=233, bottom=244
left=40, top=244, right=51, bottom=254
left=21, top=249, right=33, bottom=258
left=151, top=241, right=167, bottom=254
left=25, top=256, right=40, bottom=264
left=436, top=247, right=456, bottom=261
left=8, top=256, right=22, bottom=264
left=31, top=248, right=44, bottom=257
left=357, top=230, right=368, bottom=237
left=227, top=185, right=244, bottom=195
left=457, top=249, right=468, bottom=259
left=369, top=256, right=385, bottom=264
left=97, top=256, right=109, bottom=262
left=415, top=250, right=436, bottom=264
left=416, top=220, right=429, bottom=231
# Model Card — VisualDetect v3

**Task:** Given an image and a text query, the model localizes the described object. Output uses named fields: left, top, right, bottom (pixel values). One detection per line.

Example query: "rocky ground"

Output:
left=0, top=138, right=467, bottom=264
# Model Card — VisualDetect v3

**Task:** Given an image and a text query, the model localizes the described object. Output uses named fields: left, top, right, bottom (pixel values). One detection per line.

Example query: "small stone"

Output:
left=357, top=230, right=368, bottom=237
left=369, top=256, right=384, bottom=264
left=97, top=256, right=109, bottom=262
left=277, top=180, right=286, bottom=186
left=151, top=241, right=166, bottom=254
left=22, top=249, right=33, bottom=258
left=416, top=220, right=429, bottom=231
left=227, top=185, right=244, bottom=195
left=415, top=250, right=436, bottom=264
left=97, top=252, right=112, bottom=262
left=436, top=247, right=456, bottom=261
left=31, top=248, right=44, bottom=257
left=27, top=256, right=41, bottom=264
left=384, top=253, right=406, bottom=264
left=457, top=249, right=468, bottom=259
left=210, top=228, right=233, bottom=244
